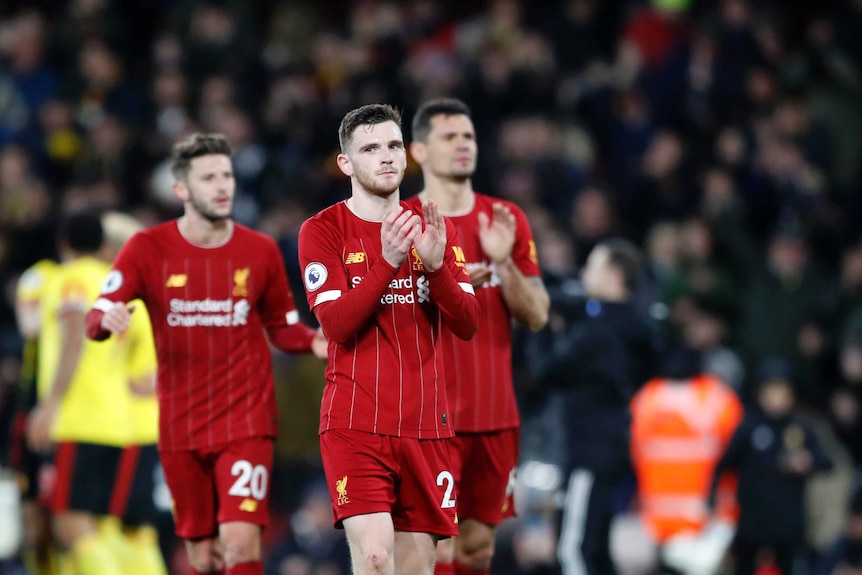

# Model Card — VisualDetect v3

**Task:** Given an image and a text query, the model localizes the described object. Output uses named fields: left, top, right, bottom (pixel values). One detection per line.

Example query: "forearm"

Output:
left=314, top=259, right=399, bottom=344
left=427, top=267, right=479, bottom=340
left=268, top=322, right=317, bottom=354
left=48, top=314, right=85, bottom=404
left=496, top=259, right=549, bottom=331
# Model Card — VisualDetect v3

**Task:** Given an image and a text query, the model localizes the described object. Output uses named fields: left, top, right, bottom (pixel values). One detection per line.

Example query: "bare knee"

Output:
left=359, top=544, right=391, bottom=574
left=456, top=540, right=495, bottom=571
left=52, top=511, right=96, bottom=550
left=455, top=522, right=496, bottom=571
left=185, top=538, right=222, bottom=573
left=219, top=522, right=261, bottom=567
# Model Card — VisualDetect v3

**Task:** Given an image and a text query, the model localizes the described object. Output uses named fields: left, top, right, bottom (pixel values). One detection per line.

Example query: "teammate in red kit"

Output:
left=298, top=103, right=479, bottom=575
left=407, top=98, right=550, bottom=575
left=84, top=133, right=327, bottom=575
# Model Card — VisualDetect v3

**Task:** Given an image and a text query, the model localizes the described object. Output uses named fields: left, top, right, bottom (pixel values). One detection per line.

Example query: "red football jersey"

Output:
left=87, top=221, right=310, bottom=451
left=405, top=193, right=541, bottom=432
left=298, top=201, right=478, bottom=439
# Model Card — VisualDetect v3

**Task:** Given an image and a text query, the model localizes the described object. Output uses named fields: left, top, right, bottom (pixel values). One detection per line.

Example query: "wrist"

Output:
left=493, top=256, right=514, bottom=267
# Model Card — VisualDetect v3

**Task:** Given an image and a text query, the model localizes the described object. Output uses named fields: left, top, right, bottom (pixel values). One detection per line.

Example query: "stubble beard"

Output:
left=189, top=190, right=231, bottom=223
left=358, top=169, right=402, bottom=198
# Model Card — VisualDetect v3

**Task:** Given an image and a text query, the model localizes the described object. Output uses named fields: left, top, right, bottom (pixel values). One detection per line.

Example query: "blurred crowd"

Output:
left=4, top=0, right=862, bottom=573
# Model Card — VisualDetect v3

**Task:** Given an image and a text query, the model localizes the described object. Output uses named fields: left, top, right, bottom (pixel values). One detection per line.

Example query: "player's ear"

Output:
left=336, top=153, right=354, bottom=177
left=409, top=141, right=426, bottom=164
left=172, top=180, right=189, bottom=203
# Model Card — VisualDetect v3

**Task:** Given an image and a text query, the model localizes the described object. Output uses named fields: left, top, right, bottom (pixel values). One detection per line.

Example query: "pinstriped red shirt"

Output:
left=87, top=221, right=310, bottom=451
left=405, top=194, right=541, bottom=432
left=298, top=201, right=478, bottom=439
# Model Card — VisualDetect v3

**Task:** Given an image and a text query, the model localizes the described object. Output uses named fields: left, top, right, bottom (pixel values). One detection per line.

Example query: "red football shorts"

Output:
left=449, top=428, right=520, bottom=526
left=320, top=429, right=458, bottom=538
left=160, top=437, right=273, bottom=539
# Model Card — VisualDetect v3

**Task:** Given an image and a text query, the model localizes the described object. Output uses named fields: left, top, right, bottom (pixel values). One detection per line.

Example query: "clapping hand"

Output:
left=381, top=206, right=421, bottom=268
left=414, top=201, right=446, bottom=272
left=478, top=203, right=516, bottom=264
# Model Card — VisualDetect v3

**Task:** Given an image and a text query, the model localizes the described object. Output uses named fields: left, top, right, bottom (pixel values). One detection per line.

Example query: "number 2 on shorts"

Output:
left=436, top=470, right=456, bottom=509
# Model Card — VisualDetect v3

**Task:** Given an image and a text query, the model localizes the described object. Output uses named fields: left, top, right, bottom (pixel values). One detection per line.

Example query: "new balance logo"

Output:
left=165, top=274, right=187, bottom=287
left=345, top=252, right=366, bottom=264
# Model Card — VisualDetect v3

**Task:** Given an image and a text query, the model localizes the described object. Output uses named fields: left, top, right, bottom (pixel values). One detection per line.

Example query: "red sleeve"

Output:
left=510, top=203, right=542, bottom=277
left=427, top=218, right=478, bottom=341
left=259, top=237, right=316, bottom=354
left=85, top=232, right=147, bottom=341
left=298, top=216, right=399, bottom=345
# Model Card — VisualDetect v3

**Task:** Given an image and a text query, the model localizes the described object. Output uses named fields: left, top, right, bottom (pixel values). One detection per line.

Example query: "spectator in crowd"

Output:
left=709, top=360, right=834, bottom=575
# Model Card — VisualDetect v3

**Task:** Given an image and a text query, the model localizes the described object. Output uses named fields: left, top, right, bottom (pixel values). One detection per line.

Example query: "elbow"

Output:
left=453, top=303, right=480, bottom=341
left=315, top=316, right=351, bottom=346
left=454, top=323, right=478, bottom=341
left=526, top=307, right=550, bottom=332
left=325, top=329, right=352, bottom=346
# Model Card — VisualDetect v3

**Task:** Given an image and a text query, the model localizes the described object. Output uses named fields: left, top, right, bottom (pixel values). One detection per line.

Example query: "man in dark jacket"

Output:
left=534, top=238, right=662, bottom=575
left=710, top=360, right=833, bottom=575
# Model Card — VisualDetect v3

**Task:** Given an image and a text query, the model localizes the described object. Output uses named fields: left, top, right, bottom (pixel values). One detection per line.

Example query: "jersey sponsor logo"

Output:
left=351, top=274, right=430, bottom=305
left=233, top=268, right=249, bottom=297
left=101, top=270, right=124, bottom=293
left=167, top=298, right=250, bottom=327
left=335, top=475, right=349, bottom=506
left=304, top=262, right=327, bottom=292
left=451, top=245, right=467, bottom=268
left=345, top=252, right=366, bottom=264
left=165, top=274, right=187, bottom=288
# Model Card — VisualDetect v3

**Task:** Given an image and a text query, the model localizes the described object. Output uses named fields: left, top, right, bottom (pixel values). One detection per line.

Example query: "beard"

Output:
left=355, top=165, right=403, bottom=197
left=188, top=187, right=232, bottom=222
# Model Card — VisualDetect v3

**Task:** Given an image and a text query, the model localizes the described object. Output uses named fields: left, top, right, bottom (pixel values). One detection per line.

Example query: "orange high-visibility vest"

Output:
left=630, top=374, right=743, bottom=543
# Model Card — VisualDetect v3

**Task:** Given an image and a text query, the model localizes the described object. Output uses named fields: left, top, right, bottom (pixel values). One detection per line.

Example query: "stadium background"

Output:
left=3, top=0, right=862, bottom=573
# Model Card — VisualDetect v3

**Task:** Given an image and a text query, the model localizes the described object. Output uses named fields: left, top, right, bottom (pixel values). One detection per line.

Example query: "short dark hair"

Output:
left=169, top=133, right=232, bottom=181
left=599, top=238, right=643, bottom=292
left=58, top=210, right=103, bottom=254
left=338, top=103, right=402, bottom=153
left=411, top=98, right=472, bottom=143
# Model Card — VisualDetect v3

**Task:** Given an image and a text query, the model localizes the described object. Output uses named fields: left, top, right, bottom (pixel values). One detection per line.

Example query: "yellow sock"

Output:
left=123, top=526, right=167, bottom=575
left=71, top=533, right=124, bottom=575
left=57, top=551, right=76, bottom=575
left=96, top=517, right=137, bottom=575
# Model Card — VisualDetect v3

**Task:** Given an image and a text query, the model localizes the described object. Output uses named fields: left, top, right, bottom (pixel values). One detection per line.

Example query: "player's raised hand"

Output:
left=414, top=200, right=447, bottom=272
left=100, top=301, right=136, bottom=334
left=478, top=203, right=516, bottom=264
left=381, top=206, right=420, bottom=268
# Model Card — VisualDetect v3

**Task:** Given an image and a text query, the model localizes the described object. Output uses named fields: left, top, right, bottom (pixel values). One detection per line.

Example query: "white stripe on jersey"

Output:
left=285, top=310, right=299, bottom=325
left=458, top=282, right=475, bottom=295
left=314, top=290, right=342, bottom=307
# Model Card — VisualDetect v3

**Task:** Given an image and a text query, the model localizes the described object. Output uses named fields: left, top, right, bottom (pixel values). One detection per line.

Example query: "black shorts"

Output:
left=49, top=442, right=123, bottom=515
left=112, top=444, right=161, bottom=526
left=7, top=413, right=48, bottom=501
